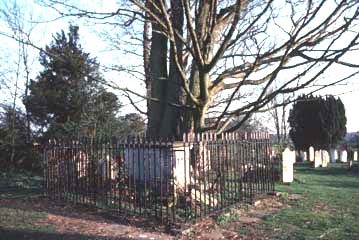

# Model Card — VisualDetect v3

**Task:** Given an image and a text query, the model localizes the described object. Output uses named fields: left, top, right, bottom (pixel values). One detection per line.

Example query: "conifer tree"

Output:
left=24, top=25, right=120, bottom=138
left=289, top=95, right=346, bottom=150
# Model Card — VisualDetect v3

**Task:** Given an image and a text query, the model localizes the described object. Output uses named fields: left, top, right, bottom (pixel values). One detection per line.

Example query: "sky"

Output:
left=0, top=0, right=358, bottom=133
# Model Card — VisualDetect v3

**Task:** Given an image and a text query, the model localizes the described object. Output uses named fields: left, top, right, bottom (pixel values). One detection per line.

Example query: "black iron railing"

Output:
left=44, top=132, right=274, bottom=222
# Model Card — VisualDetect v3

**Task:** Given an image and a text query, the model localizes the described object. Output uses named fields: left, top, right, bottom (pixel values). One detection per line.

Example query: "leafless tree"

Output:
left=0, top=1, right=36, bottom=143
left=132, top=0, right=359, bottom=137
left=9, top=0, right=359, bottom=138
left=0, top=1, right=38, bottom=166
left=268, top=92, right=289, bottom=145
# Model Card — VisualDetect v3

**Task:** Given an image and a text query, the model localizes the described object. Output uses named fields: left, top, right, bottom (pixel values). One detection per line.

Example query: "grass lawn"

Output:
left=0, top=171, right=58, bottom=239
left=261, top=162, right=359, bottom=240
left=1, top=163, right=359, bottom=239
left=225, top=162, right=358, bottom=240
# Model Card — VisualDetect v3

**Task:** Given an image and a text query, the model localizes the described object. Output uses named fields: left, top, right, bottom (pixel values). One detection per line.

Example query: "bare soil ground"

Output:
left=0, top=194, right=287, bottom=240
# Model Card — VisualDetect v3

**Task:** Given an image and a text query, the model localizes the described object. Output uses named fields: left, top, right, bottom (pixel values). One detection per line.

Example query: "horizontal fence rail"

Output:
left=44, top=132, right=274, bottom=223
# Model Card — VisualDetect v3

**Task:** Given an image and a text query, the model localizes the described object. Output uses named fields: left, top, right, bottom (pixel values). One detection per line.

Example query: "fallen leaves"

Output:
left=1, top=192, right=289, bottom=240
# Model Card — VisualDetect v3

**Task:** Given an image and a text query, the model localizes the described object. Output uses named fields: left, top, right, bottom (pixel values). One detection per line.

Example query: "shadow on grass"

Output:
left=314, top=180, right=359, bottom=189
left=0, top=227, right=130, bottom=240
left=294, top=162, right=359, bottom=176
left=0, top=186, right=44, bottom=199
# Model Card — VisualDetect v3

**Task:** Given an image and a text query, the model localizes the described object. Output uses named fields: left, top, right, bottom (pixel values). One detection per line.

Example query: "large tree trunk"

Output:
left=146, top=0, right=168, bottom=137
left=159, top=0, right=185, bottom=139
left=147, top=0, right=187, bottom=139
left=183, top=1, right=213, bottom=133
left=147, top=1, right=215, bottom=137
left=184, top=63, right=201, bottom=133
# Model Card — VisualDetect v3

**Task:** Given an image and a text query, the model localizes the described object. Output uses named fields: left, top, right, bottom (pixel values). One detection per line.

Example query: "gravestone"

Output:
left=301, top=151, right=307, bottom=161
left=314, top=150, right=322, bottom=168
left=282, top=148, right=295, bottom=183
left=348, top=160, right=353, bottom=169
left=302, top=151, right=308, bottom=161
left=334, top=150, right=338, bottom=161
left=329, top=149, right=338, bottom=163
left=309, top=146, right=314, bottom=162
left=322, top=150, right=329, bottom=168
left=354, top=151, right=358, bottom=161
left=340, top=150, right=347, bottom=163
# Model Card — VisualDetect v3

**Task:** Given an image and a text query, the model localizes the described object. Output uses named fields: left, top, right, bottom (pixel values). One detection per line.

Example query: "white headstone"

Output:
left=282, top=147, right=295, bottom=183
left=322, top=150, right=329, bottom=168
left=314, top=150, right=321, bottom=168
left=354, top=151, right=358, bottom=161
left=334, top=150, right=338, bottom=161
left=329, top=149, right=337, bottom=163
left=309, top=146, right=314, bottom=162
left=299, top=151, right=307, bottom=162
left=303, top=151, right=307, bottom=161
left=340, top=150, right=347, bottom=163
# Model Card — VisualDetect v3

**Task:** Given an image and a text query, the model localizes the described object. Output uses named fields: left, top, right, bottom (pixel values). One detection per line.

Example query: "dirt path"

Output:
left=0, top=196, right=174, bottom=239
left=179, top=196, right=288, bottom=240
left=0, top=194, right=287, bottom=240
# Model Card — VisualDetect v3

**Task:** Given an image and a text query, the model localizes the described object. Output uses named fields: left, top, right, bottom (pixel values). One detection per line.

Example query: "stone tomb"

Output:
left=124, top=141, right=217, bottom=207
left=124, top=142, right=211, bottom=189
left=282, top=148, right=295, bottom=183
left=124, top=146, right=172, bottom=183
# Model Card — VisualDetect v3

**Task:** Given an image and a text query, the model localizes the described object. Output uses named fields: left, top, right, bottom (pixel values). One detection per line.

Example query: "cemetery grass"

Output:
left=181, top=162, right=359, bottom=239
left=0, top=171, right=56, bottom=239
left=257, top=162, right=359, bottom=239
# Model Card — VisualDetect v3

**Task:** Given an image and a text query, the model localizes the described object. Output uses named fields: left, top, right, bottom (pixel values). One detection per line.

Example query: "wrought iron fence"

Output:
left=44, top=132, right=274, bottom=222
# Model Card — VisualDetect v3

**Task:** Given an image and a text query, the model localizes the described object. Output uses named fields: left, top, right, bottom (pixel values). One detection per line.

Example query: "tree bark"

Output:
left=22, top=42, right=31, bottom=143
left=147, top=0, right=168, bottom=137
left=159, top=0, right=185, bottom=139
left=143, top=10, right=151, bottom=117
left=147, top=0, right=189, bottom=138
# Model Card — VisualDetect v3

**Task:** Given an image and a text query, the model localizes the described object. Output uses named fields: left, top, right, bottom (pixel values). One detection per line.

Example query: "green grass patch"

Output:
left=0, top=205, right=54, bottom=232
left=260, top=162, right=359, bottom=240
left=0, top=170, right=43, bottom=199
left=0, top=170, right=57, bottom=239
